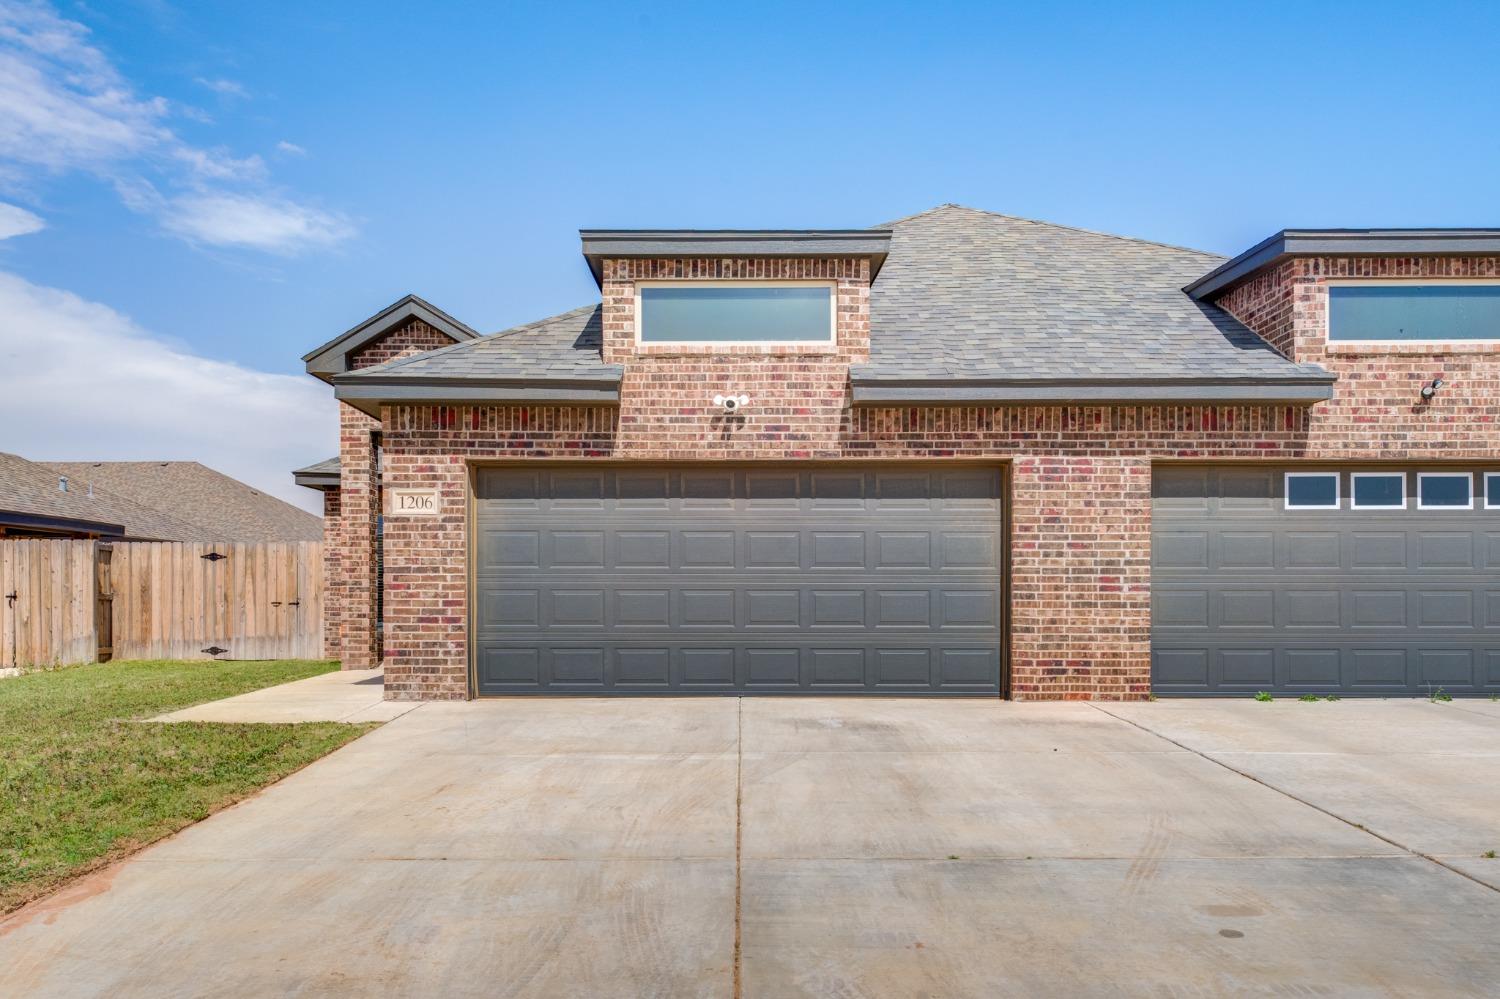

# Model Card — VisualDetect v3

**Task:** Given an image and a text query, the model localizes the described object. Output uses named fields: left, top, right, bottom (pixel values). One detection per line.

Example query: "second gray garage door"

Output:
left=1153, top=465, right=1500, bottom=697
left=473, top=464, right=1005, bottom=695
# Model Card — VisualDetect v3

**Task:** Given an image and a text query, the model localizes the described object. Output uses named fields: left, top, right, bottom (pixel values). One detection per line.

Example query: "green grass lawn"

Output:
left=0, top=659, right=375, bottom=914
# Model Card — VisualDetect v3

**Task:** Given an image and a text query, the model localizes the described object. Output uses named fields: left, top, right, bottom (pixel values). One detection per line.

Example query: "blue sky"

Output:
left=1, top=0, right=1497, bottom=510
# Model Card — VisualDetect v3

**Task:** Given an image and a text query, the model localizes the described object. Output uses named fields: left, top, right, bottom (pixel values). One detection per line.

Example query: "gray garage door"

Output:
left=1153, top=465, right=1500, bottom=697
left=473, top=465, right=1004, bottom=695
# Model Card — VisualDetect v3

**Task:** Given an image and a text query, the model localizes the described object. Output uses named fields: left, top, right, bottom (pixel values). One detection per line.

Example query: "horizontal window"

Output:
left=637, top=283, right=834, bottom=344
left=1351, top=472, right=1405, bottom=510
left=1285, top=472, right=1339, bottom=510
left=1417, top=472, right=1473, bottom=510
left=1328, top=284, right=1500, bottom=343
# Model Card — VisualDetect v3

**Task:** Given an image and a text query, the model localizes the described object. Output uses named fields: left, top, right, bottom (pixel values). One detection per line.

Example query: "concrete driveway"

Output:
left=3, top=697, right=1499, bottom=997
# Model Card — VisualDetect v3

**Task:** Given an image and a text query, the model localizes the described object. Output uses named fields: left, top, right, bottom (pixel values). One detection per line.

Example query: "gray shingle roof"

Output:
left=42, top=461, right=324, bottom=542
left=1, top=453, right=221, bottom=541
left=854, top=205, right=1330, bottom=385
left=336, top=305, right=619, bottom=383
left=294, top=457, right=340, bottom=477
left=322, top=205, right=1329, bottom=401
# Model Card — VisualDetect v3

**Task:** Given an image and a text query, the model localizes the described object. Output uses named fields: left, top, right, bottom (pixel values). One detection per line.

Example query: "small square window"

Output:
left=1485, top=473, right=1500, bottom=510
left=1351, top=473, right=1406, bottom=510
left=1417, top=472, right=1473, bottom=510
left=1285, top=472, right=1339, bottom=510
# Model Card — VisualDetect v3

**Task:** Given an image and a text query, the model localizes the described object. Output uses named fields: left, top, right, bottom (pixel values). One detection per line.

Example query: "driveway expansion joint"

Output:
left=1088, top=702, right=1500, bottom=897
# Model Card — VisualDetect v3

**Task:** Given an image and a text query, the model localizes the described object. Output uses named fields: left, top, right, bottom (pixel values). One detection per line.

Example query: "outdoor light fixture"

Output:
left=713, top=393, right=750, bottom=413
left=1420, top=378, right=1444, bottom=401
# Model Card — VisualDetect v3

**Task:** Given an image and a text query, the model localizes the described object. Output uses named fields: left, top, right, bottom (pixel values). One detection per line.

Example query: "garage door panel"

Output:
left=1417, top=533, right=1475, bottom=569
left=1285, top=533, right=1340, bottom=570
left=1349, top=648, right=1408, bottom=688
left=473, top=465, right=1003, bottom=695
left=1153, top=465, right=1500, bottom=696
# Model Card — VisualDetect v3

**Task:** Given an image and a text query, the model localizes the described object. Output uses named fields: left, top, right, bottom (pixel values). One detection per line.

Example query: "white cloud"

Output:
left=0, top=1, right=171, bottom=170
left=0, top=269, right=335, bottom=513
left=163, top=191, right=353, bottom=253
left=0, top=199, right=43, bottom=238
left=171, top=145, right=266, bottom=182
left=275, top=140, right=305, bottom=156
left=194, top=76, right=246, bottom=98
left=0, top=1, right=353, bottom=254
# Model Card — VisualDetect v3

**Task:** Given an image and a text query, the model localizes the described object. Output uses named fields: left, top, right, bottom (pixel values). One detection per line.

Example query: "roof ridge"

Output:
left=880, top=203, right=1225, bottom=259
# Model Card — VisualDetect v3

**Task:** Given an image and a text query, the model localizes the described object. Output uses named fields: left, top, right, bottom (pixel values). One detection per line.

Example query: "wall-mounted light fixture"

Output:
left=712, top=393, right=750, bottom=414
left=1420, top=378, right=1444, bottom=401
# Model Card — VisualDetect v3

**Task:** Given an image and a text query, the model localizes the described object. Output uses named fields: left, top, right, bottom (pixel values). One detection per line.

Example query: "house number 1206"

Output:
left=390, top=489, right=439, bottom=515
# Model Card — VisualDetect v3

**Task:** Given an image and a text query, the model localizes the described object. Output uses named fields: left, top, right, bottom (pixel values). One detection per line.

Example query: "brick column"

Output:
left=1008, top=455, right=1152, bottom=700
left=337, top=401, right=381, bottom=669
left=320, top=487, right=342, bottom=659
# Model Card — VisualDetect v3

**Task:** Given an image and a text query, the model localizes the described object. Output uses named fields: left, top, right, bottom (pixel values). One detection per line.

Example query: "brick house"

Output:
left=296, top=205, right=1500, bottom=701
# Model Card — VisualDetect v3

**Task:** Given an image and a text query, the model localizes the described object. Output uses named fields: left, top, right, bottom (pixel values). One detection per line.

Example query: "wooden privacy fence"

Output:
left=0, top=540, right=324, bottom=669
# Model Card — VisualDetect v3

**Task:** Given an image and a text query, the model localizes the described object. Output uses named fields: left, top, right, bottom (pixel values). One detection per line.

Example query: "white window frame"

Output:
left=1349, top=471, right=1407, bottom=510
left=634, top=280, right=838, bottom=347
left=1416, top=471, right=1474, bottom=511
left=1325, top=279, right=1500, bottom=347
left=1484, top=472, right=1500, bottom=510
left=1284, top=471, right=1340, bottom=510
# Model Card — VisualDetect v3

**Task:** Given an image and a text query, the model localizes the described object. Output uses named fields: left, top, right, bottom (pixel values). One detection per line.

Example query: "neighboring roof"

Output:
left=579, top=229, right=892, bottom=285
left=849, top=205, right=1334, bottom=404
left=292, top=456, right=340, bottom=491
left=1185, top=228, right=1500, bottom=301
left=0, top=453, right=217, bottom=540
left=302, top=294, right=482, bottom=383
left=331, top=305, right=622, bottom=417
left=42, top=461, right=324, bottom=542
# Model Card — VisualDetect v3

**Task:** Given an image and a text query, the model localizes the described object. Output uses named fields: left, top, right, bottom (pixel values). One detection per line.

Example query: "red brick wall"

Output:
left=603, top=257, right=869, bottom=457
left=1217, top=256, right=1500, bottom=458
left=321, top=487, right=341, bottom=659
left=325, top=318, right=460, bottom=669
left=350, top=318, right=456, bottom=370
left=364, top=256, right=1500, bottom=702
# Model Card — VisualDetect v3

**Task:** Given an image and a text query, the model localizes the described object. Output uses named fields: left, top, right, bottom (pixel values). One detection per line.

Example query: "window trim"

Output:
left=1416, top=471, right=1474, bottom=511
left=633, top=279, right=838, bottom=347
left=1325, top=279, right=1500, bottom=346
left=1349, top=471, right=1407, bottom=510
left=1284, top=471, right=1340, bottom=510
left=1485, top=472, right=1500, bottom=510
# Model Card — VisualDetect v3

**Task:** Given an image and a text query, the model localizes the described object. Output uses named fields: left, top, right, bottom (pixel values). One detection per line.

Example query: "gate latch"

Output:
left=4, top=591, right=15, bottom=608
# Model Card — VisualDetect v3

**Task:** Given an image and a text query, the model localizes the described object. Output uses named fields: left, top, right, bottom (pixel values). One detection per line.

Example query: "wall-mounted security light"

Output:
left=713, top=393, right=750, bottom=414
left=1420, top=378, right=1444, bottom=401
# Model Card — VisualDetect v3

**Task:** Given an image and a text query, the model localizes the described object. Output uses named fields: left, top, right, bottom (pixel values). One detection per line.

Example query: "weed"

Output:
left=1483, top=850, right=1496, bottom=860
left=1298, top=694, right=1321, bottom=702
left=1324, top=695, right=1341, bottom=702
left=1430, top=687, right=1453, bottom=703
left=1254, top=691, right=1274, bottom=702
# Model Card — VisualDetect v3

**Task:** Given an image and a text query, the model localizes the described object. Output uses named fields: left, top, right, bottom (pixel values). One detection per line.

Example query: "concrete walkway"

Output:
left=151, top=667, right=420, bottom=724
left=3, top=698, right=1499, bottom=996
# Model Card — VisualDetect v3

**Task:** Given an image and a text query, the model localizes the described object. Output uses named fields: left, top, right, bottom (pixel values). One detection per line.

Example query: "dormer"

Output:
left=579, top=229, right=891, bottom=365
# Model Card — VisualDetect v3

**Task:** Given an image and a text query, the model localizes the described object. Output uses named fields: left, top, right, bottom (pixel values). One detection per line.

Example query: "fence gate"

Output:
left=0, top=540, right=324, bottom=668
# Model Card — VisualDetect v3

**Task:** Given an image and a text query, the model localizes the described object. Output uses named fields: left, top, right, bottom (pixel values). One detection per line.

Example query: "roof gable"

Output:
left=302, top=294, right=481, bottom=383
left=330, top=304, right=620, bottom=416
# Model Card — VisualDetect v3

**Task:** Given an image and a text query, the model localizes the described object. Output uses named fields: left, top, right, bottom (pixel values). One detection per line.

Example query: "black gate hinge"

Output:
left=201, top=551, right=227, bottom=562
left=202, top=646, right=228, bottom=656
